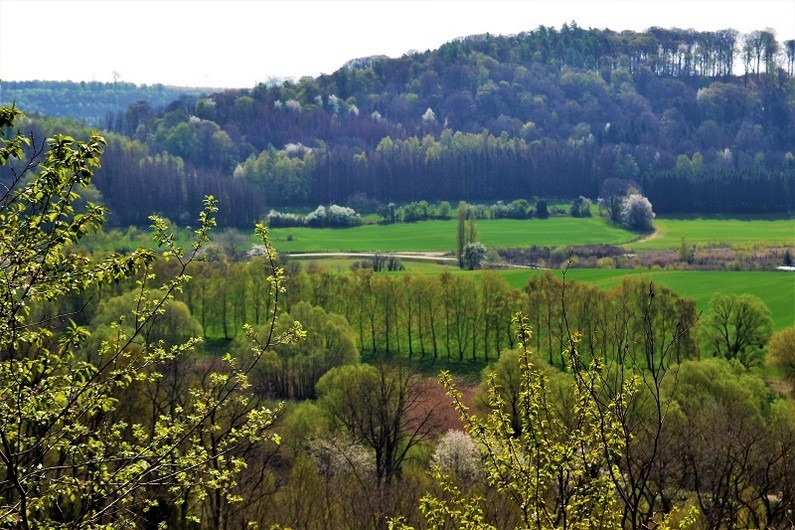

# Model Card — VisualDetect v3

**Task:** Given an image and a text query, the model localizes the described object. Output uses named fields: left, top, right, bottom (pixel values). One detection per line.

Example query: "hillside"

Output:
left=0, top=80, right=211, bottom=127
left=4, top=25, right=794, bottom=227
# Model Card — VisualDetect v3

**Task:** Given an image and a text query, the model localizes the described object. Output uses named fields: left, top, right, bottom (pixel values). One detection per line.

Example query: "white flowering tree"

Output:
left=621, top=192, right=656, bottom=231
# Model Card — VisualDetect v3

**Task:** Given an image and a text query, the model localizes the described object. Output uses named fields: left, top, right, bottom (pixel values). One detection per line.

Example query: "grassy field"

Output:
left=629, top=218, right=794, bottom=250
left=268, top=216, right=793, bottom=254
left=269, top=217, right=637, bottom=253
left=493, top=268, right=795, bottom=331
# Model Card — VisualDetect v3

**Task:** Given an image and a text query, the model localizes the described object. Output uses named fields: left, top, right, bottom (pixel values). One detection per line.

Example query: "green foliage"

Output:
left=233, top=145, right=315, bottom=204
left=768, top=325, right=795, bottom=388
left=409, top=315, right=628, bottom=529
left=236, top=301, right=356, bottom=399
left=0, top=107, right=300, bottom=528
left=700, top=293, right=773, bottom=368
left=316, top=362, right=438, bottom=486
left=364, top=252, right=405, bottom=272
left=677, top=236, right=695, bottom=264
left=569, top=196, right=592, bottom=218
left=455, top=202, right=481, bottom=269
left=456, top=201, right=468, bottom=268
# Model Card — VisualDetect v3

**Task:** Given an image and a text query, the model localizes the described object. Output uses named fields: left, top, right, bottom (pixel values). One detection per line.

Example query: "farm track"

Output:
left=286, top=252, right=545, bottom=269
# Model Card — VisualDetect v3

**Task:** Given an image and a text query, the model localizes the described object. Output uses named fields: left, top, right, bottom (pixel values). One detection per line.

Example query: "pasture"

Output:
left=629, top=217, right=794, bottom=250
left=495, top=268, right=794, bottom=332
left=270, top=216, right=794, bottom=254
left=269, top=217, right=636, bottom=253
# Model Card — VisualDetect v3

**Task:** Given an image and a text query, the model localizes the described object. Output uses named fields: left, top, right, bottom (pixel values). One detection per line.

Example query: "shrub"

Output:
left=620, top=193, right=655, bottom=231
left=535, top=199, right=549, bottom=219
left=463, top=242, right=487, bottom=270
left=570, top=196, right=592, bottom=217
left=326, top=204, right=362, bottom=227
left=346, top=193, right=382, bottom=214
left=266, top=209, right=305, bottom=228
left=431, top=430, right=483, bottom=485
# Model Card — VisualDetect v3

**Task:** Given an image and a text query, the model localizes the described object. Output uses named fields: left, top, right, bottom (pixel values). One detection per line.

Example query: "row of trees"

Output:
left=176, top=258, right=716, bottom=371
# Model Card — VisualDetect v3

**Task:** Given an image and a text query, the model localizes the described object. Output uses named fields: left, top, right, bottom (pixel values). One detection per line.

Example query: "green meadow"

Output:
left=269, top=217, right=637, bottom=253
left=269, top=216, right=793, bottom=254
left=490, top=268, right=794, bottom=331
left=630, top=217, right=794, bottom=250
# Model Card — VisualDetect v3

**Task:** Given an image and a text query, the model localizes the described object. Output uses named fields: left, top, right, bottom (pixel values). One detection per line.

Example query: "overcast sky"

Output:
left=1, top=0, right=794, bottom=89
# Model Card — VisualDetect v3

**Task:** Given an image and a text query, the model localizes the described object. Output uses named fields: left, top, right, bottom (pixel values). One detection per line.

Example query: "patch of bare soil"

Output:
left=413, top=376, right=479, bottom=436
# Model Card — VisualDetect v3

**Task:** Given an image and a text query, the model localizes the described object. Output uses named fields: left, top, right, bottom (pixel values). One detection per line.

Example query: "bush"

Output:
left=491, top=199, right=532, bottom=219
left=268, top=205, right=362, bottom=228
left=345, top=193, right=382, bottom=214
left=266, top=209, right=305, bottom=228
left=401, top=201, right=432, bottom=222
left=570, top=196, right=592, bottom=217
left=326, top=204, right=362, bottom=227
left=462, top=242, right=487, bottom=270
left=620, top=193, right=655, bottom=231
left=304, top=205, right=362, bottom=227
left=371, top=252, right=405, bottom=271
left=431, top=430, right=483, bottom=485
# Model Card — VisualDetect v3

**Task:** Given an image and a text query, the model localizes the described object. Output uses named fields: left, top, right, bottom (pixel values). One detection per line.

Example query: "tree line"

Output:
left=174, top=257, right=702, bottom=371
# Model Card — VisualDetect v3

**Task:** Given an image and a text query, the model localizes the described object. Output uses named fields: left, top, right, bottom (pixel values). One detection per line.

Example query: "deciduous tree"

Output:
left=0, top=106, right=299, bottom=528
left=316, top=362, right=439, bottom=487
left=768, top=325, right=795, bottom=390
left=700, top=293, right=773, bottom=368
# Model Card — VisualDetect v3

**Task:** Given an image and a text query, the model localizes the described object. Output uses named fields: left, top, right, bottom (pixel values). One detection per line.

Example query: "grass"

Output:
left=629, top=218, right=794, bottom=250
left=269, top=217, right=637, bottom=253
left=494, top=268, right=795, bottom=332
left=269, top=216, right=794, bottom=254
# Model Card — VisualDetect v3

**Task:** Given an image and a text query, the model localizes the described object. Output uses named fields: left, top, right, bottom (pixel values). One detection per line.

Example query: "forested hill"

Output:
left=0, top=80, right=211, bottom=126
left=8, top=25, right=795, bottom=227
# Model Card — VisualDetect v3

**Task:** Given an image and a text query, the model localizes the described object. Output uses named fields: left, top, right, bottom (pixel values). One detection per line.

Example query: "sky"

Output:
left=1, top=0, right=794, bottom=89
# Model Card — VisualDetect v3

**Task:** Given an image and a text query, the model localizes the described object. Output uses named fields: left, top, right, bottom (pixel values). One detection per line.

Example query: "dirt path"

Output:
left=634, top=228, right=661, bottom=244
left=287, top=251, right=457, bottom=263
left=286, top=251, right=544, bottom=269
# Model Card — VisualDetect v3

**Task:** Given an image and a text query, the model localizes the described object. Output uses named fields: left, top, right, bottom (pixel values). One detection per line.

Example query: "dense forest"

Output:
left=3, top=25, right=794, bottom=227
